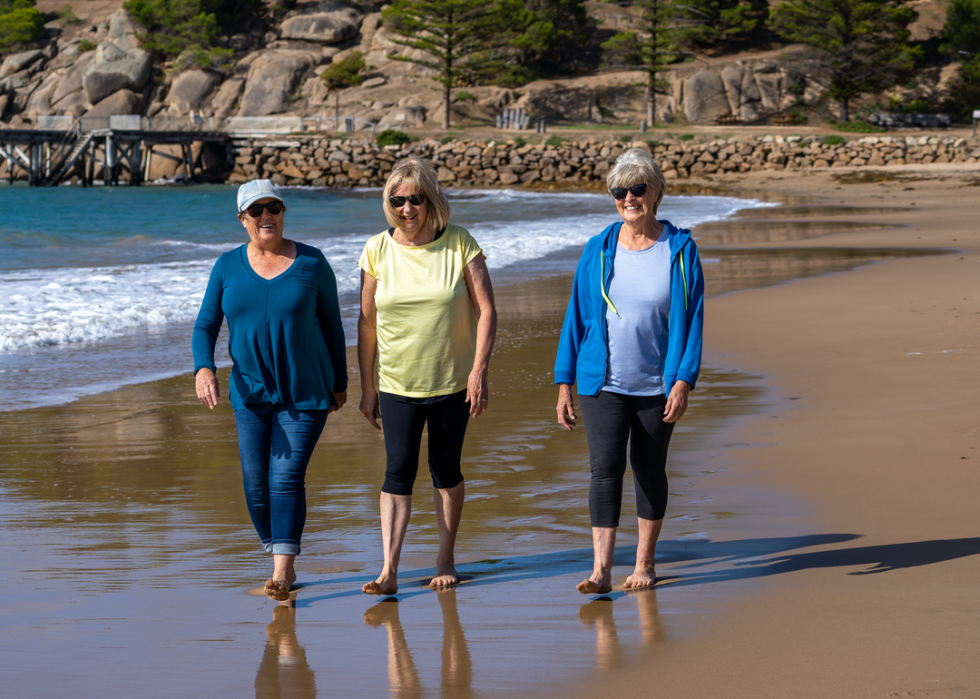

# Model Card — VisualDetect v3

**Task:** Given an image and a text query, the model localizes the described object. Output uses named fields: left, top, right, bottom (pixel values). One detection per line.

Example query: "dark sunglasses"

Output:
left=389, top=193, right=427, bottom=208
left=245, top=201, right=284, bottom=217
left=609, top=183, right=648, bottom=200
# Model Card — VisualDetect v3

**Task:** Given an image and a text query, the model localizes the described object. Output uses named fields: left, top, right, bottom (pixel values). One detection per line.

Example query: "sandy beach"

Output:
left=2, top=164, right=978, bottom=697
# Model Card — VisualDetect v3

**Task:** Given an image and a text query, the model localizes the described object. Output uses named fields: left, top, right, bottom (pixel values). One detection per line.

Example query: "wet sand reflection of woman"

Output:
left=363, top=591, right=473, bottom=699
left=578, top=591, right=664, bottom=670
left=255, top=603, right=317, bottom=699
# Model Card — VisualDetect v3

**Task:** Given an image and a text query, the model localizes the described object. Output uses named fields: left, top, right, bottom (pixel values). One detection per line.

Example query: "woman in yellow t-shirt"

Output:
left=358, top=157, right=497, bottom=595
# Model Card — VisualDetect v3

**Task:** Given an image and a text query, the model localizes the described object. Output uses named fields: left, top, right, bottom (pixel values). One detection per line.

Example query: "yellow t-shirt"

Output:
left=358, top=224, right=485, bottom=397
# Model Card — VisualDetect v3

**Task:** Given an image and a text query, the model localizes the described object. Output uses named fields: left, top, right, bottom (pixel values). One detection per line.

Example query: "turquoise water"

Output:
left=0, top=184, right=774, bottom=410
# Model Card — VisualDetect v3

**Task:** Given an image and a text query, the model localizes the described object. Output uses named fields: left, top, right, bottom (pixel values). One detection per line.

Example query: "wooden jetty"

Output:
left=0, top=116, right=230, bottom=186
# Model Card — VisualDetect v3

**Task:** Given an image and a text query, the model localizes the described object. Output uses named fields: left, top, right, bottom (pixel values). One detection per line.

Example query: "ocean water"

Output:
left=0, top=185, right=775, bottom=410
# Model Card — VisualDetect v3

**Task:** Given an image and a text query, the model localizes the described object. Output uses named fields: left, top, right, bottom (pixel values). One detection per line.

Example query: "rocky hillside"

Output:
left=0, top=0, right=959, bottom=130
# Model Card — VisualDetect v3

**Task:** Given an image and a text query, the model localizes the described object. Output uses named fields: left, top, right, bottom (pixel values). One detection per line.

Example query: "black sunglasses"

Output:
left=609, top=183, right=648, bottom=200
left=389, top=193, right=427, bottom=208
left=245, top=201, right=284, bottom=217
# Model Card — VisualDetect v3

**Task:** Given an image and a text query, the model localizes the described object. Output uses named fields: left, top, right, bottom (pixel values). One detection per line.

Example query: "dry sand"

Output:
left=562, top=165, right=980, bottom=698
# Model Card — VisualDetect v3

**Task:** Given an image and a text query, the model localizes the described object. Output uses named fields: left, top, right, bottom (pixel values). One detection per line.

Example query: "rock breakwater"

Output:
left=225, top=134, right=980, bottom=189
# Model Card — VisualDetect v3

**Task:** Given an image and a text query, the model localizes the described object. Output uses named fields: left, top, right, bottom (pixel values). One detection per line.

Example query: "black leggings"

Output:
left=579, top=391, right=675, bottom=527
left=379, top=390, right=470, bottom=495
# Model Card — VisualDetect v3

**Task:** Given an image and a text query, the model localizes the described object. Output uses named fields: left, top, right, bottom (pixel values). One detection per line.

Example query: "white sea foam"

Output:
left=0, top=193, right=775, bottom=353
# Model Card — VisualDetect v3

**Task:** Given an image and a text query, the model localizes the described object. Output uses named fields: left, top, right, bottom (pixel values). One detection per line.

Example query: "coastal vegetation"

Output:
left=0, top=0, right=44, bottom=53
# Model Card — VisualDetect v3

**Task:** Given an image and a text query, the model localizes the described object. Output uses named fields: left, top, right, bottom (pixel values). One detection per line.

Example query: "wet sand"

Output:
left=2, top=170, right=977, bottom=696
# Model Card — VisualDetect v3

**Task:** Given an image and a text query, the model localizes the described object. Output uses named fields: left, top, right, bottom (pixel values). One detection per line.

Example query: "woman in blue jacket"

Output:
left=554, top=148, right=704, bottom=594
left=193, top=180, right=348, bottom=601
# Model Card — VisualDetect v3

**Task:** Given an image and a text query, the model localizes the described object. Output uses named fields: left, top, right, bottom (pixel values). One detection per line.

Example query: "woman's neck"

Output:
left=248, top=237, right=290, bottom=256
left=619, top=217, right=664, bottom=251
left=393, top=224, right=437, bottom=247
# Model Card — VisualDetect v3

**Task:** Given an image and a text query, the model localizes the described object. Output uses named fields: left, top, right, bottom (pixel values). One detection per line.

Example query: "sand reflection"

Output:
left=255, top=603, right=317, bottom=699
left=579, top=591, right=664, bottom=670
left=363, top=592, right=473, bottom=699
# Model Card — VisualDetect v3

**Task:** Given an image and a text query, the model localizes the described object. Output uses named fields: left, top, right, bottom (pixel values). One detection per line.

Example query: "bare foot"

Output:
left=623, top=565, right=656, bottom=590
left=428, top=567, right=459, bottom=589
left=264, top=578, right=291, bottom=601
left=362, top=574, right=398, bottom=596
left=576, top=576, right=612, bottom=594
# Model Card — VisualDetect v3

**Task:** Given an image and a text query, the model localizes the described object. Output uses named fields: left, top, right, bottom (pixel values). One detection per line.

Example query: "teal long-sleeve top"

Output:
left=192, top=241, right=348, bottom=411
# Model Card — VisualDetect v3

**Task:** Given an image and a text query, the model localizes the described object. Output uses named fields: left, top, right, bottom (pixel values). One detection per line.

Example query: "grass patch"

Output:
left=679, top=133, right=694, bottom=141
left=831, top=121, right=883, bottom=134
left=824, top=135, right=847, bottom=146
left=544, top=134, right=567, bottom=148
left=455, top=91, right=477, bottom=102
left=511, top=136, right=527, bottom=147
left=376, top=129, right=412, bottom=148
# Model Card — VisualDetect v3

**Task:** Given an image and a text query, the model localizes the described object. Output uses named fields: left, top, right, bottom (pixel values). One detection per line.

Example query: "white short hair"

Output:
left=605, top=148, right=666, bottom=213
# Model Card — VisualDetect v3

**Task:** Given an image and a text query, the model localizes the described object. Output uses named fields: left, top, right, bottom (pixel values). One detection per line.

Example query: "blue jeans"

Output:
left=234, top=404, right=328, bottom=555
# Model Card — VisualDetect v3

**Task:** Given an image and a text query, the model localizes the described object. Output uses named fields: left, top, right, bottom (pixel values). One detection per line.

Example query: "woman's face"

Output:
left=238, top=197, right=285, bottom=245
left=391, top=182, right=429, bottom=235
left=614, top=181, right=658, bottom=226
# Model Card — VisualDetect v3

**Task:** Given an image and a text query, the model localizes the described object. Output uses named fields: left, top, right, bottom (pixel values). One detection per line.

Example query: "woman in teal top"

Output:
left=193, top=179, right=348, bottom=601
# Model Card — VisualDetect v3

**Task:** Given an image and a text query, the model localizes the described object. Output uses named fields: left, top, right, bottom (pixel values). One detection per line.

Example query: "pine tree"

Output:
left=769, top=0, right=921, bottom=122
left=672, top=0, right=769, bottom=51
left=940, top=0, right=980, bottom=121
left=600, top=0, right=678, bottom=126
left=382, top=0, right=503, bottom=129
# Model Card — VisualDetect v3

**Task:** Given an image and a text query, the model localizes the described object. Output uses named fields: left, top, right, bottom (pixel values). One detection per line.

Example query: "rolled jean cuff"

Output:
left=262, top=541, right=301, bottom=556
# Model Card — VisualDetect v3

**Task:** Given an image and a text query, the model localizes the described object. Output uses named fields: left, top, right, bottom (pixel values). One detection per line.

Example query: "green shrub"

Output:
left=647, top=139, right=660, bottom=148
left=455, top=91, right=477, bottom=102
left=831, top=121, right=883, bottom=133
left=0, top=0, right=45, bottom=52
left=511, top=136, right=527, bottom=147
left=77, top=37, right=97, bottom=52
left=679, top=133, right=694, bottom=141
left=824, top=134, right=847, bottom=145
left=58, top=3, right=79, bottom=24
left=376, top=129, right=411, bottom=148
left=439, top=134, right=455, bottom=144
left=320, top=50, right=364, bottom=90
left=123, top=0, right=258, bottom=58
left=544, top=134, right=566, bottom=147
left=619, top=134, right=631, bottom=142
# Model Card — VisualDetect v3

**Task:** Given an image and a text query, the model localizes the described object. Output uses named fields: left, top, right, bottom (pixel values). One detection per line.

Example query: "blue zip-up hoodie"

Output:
left=554, top=220, right=704, bottom=396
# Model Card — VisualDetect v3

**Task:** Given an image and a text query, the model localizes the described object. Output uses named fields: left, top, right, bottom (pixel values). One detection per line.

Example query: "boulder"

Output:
left=683, top=71, right=730, bottom=123
left=740, top=69, right=763, bottom=122
left=238, top=51, right=315, bottom=116
left=229, top=34, right=252, bottom=51
left=82, top=43, right=152, bottom=104
left=107, top=10, right=141, bottom=50
left=1, top=50, right=44, bottom=79
left=25, top=71, right=63, bottom=116
left=85, top=88, right=143, bottom=117
left=52, top=51, right=95, bottom=105
left=211, top=78, right=245, bottom=117
left=168, top=69, right=220, bottom=114
left=755, top=72, right=781, bottom=111
left=720, top=66, right=743, bottom=115
left=280, top=2, right=363, bottom=44
left=55, top=91, right=89, bottom=118
left=377, top=106, right=426, bottom=127
left=361, top=76, right=385, bottom=88
left=0, top=94, right=8, bottom=120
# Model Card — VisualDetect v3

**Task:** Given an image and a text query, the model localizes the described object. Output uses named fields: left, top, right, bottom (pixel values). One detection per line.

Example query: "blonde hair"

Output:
left=382, top=157, right=451, bottom=232
left=605, top=148, right=666, bottom=213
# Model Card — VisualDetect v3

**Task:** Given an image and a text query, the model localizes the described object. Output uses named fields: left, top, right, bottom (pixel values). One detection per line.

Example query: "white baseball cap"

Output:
left=237, top=179, right=284, bottom=212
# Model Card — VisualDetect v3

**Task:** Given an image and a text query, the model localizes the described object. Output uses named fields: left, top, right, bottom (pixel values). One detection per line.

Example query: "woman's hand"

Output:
left=466, top=368, right=489, bottom=418
left=359, top=389, right=382, bottom=430
left=195, top=368, right=220, bottom=409
left=556, top=383, right=577, bottom=431
left=331, top=390, right=348, bottom=413
left=664, top=381, right=691, bottom=423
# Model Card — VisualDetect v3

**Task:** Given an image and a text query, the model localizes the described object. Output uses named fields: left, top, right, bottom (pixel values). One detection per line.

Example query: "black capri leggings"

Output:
left=579, top=391, right=675, bottom=528
left=379, top=390, right=470, bottom=495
